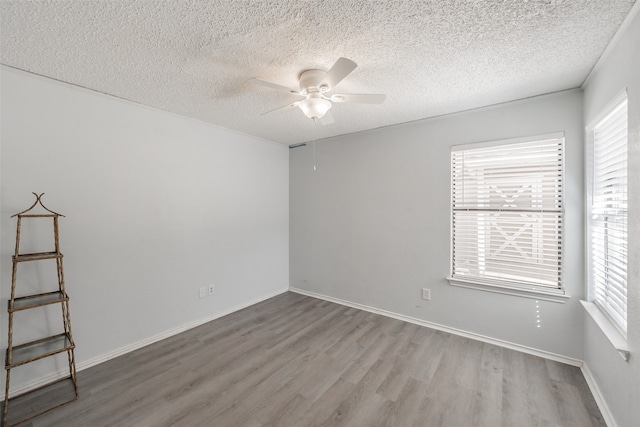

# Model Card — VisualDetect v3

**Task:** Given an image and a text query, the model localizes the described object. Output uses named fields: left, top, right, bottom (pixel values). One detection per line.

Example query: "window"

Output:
left=450, top=134, right=564, bottom=297
left=587, top=95, right=628, bottom=337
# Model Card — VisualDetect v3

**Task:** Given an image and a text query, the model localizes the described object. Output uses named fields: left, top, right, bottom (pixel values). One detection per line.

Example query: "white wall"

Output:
left=0, top=66, right=289, bottom=394
left=582, top=6, right=640, bottom=427
left=291, top=89, right=585, bottom=359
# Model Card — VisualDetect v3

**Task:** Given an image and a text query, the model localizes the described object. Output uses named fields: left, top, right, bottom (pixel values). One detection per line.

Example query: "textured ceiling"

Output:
left=0, top=0, right=635, bottom=145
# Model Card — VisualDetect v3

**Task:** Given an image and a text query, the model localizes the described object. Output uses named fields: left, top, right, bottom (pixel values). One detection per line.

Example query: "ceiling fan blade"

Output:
left=330, top=93, right=386, bottom=104
left=249, top=78, right=300, bottom=94
left=260, top=101, right=300, bottom=116
left=319, top=57, right=357, bottom=90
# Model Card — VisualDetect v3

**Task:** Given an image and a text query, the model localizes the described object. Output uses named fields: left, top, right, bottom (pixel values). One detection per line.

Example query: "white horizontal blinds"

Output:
left=591, top=98, right=628, bottom=335
left=452, top=137, right=563, bottom=289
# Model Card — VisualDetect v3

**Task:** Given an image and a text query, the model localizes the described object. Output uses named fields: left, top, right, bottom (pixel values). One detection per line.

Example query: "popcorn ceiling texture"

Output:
left=0, top=0, right=635, bottom=145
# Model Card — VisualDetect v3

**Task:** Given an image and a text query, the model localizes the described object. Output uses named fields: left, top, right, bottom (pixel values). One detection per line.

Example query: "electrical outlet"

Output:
left=422, top=288, right=431, bottom=301
left=199, top=287, right=206, bottom=299
left=208, top=284, right=215, bottom=295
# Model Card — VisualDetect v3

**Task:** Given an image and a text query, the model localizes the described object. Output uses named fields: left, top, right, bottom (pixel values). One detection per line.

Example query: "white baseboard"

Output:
left=2, top=287, right=288, bottom=400
left=289, top=287, right=582, bottom=367
left=581, top=363, right=618, bottom=427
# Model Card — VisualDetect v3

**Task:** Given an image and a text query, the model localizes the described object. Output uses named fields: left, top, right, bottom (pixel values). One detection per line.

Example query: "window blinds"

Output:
left=590, top=98, right=628, bottom=335
left=451, top=136, right=564, bottom=290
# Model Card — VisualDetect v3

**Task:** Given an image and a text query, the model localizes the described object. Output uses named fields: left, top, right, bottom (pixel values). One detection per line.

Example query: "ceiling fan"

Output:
left=249, top=57, right=385, bottom=122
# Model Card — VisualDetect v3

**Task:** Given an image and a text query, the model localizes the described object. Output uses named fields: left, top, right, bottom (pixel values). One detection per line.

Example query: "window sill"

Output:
left=580, top=300, right=630, bottom=362
left=447, top=277, right=570, bottom=303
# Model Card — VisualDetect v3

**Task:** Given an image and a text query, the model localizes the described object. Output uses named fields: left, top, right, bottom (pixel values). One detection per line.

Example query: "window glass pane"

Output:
left=451, top=136, right=564, bottom=290
left=589, top=97, right=628, bottom=336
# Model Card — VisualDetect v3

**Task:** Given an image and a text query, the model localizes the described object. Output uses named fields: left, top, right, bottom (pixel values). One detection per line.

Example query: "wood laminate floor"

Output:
left=4, top=292, right=605, bottom=427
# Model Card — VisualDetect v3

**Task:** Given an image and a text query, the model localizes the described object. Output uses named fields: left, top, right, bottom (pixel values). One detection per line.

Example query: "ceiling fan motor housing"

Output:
left=299, top=69, right=329, bottom=94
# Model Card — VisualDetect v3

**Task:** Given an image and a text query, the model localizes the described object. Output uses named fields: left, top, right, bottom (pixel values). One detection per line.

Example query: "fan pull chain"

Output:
left=312, top=141, right=317, bottom=171
left=311, top=117, right=319, bottom=171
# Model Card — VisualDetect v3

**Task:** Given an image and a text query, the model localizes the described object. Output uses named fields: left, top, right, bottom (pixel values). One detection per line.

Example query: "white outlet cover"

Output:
left=199, top=287, right=206, bottom=298
left=208, top=284, right=215, bottom=295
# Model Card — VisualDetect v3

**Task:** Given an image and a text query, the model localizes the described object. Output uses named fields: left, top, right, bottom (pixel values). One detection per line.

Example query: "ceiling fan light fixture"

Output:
left=299, top=97, right=332, bottom=120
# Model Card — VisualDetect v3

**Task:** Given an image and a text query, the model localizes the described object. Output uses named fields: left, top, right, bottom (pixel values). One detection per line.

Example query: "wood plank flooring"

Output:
left=4, top=292, right=605, bottom=426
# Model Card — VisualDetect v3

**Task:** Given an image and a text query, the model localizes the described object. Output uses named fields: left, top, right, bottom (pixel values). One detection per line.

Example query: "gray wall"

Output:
left=290, top=89, right=585, bottom=359
left=582, top=8, right=640, bottom=427
left=0, top=67, right=289, bottom=394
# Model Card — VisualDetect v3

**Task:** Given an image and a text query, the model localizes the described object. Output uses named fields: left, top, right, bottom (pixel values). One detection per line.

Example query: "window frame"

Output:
left=585, top=91, right=629, bottom=341
left=447, top=133, right=569, bottom=303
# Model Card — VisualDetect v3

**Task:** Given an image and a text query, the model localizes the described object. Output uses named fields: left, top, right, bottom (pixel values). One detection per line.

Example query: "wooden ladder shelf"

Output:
left=3, top=193, right=78, bottom=426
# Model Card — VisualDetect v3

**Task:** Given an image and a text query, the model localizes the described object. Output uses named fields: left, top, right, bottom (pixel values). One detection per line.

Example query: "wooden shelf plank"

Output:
left=16, top=214, right=59, bottom=218
left=6, top=333, right=74, bottom=369
left=9, top=291, right=68, bottom=312
left=13, top=252, right=62, bottom=262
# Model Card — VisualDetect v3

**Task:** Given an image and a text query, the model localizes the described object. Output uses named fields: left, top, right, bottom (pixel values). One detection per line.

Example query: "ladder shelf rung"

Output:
left=13, top=252, right=63, bottom=262
left=16, top=213, right=59, bottom=218
left=5, top=333, right=74, bottom=369
left=9, top=291, right=68, bottom=312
